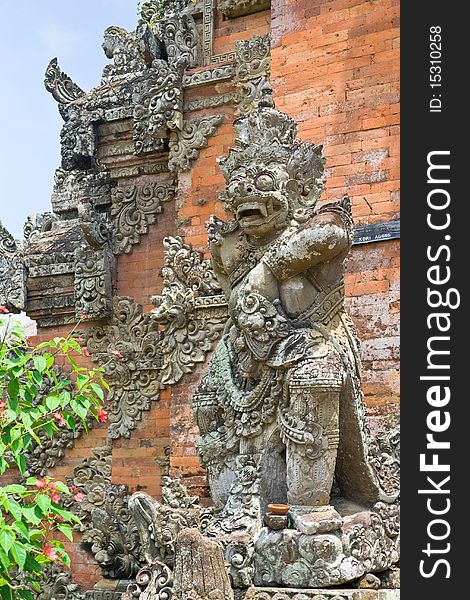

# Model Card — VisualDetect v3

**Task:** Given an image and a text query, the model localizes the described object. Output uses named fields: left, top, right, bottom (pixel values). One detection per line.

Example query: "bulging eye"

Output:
left=255, top=173, right=275, bottom=191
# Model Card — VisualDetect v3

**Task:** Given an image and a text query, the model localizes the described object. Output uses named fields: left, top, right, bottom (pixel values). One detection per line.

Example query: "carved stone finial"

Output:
left=173, top=529, right=233, bottom=600
left=0, top=221, right=26, bottom=312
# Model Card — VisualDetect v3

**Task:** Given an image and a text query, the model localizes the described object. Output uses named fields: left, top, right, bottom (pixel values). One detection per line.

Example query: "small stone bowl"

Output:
left=267, top=503, right=289, bottom=515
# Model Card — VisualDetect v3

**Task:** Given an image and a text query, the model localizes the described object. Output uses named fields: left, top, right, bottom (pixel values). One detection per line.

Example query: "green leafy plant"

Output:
left=0, top=306, right=109, bottom=600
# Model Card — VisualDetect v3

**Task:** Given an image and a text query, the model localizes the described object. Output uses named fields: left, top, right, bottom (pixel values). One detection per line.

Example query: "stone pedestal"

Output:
left=245, top=588, right=400, bottom=600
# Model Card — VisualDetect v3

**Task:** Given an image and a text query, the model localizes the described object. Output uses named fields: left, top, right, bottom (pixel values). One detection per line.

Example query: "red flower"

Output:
left=97, top=408, right=108, bottom=423
left=75, top=337, right=85, bottom=343
left=0, top=401, right=7, bottom=410
left=34, top=478, right=47, bottom=489
left=41, top=543, right=59, bottom=562
left=111, top=349, right=124, bottom=358
left=51, top=491, right=60, bottom=503
left=83, top=349, right=91, bottom=357
left=54, top=412, right=66, bottom=427
left=0, top=305, right=9, bottom=314
left=78, top=312, right=93, bottom=320
left=74, top=491, right=85, bottom=503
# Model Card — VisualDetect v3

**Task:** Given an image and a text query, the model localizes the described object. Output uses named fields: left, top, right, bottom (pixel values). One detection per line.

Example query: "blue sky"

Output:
left=0, top=0, right=140, bottom=239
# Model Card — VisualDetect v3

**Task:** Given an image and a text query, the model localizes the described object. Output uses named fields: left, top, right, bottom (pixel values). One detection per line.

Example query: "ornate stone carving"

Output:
left=74, top=247, right=114, bottom=319
left=0, top=221, right=25, bottom=311
left=245, top=589, right=399, bottom=600
left=182, top=65, right=236, bottom=88
left=183, top=92, right=239, bottom=113
left=129, top=476, right=213, bottom=569
left=151, top=236, right=227, bottom=386
left=44, top=58, right=85, bottom=117
left=111, top=180, right=176, bottom=255
left=161, top=476, right=199, bottom=509
left=234, top=34, right=271, bottom=116
left=253, top=502, right=400, bottom=588
left=190, top=103, right=399, bottom=587
left=64, top=444, right=140, bottom=578
left=101, top=24, right=160, bottom=81
left=38, top=565, right=85, bottom=600
left=153, top=2, right=200, bottom=69
left=220, top=0, right=271, bottom=19
left=235, top=34, right=271, bottom=82
left=129, top=492, right=202, bottom=567
left=133, top=62, right=184, bottom=155
left=369, top=424, right=400, bottom=498
left=168, top=115, right=224, bottom=171
left=74, top=202, right=115, bottom=319
left=23, top=212, right=59, bottom=241
left=202, top=0, right=235, bottom=65
left=204, top=455, right=263, bottom=588
left=84, top=297, right=163, bottom=439
left=51, top=168, right=114, bottom=215
left=123, top=561, right=173, bottom=600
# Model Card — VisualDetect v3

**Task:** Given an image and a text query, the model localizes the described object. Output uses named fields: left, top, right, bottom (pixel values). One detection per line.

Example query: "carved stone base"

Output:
left=253, top=502, right=399, bottom=588
left=245, top=588, right=400, bottom=600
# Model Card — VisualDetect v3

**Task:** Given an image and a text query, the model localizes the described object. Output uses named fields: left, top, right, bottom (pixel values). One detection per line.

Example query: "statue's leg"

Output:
left=282, top=357, right=343, bottom=507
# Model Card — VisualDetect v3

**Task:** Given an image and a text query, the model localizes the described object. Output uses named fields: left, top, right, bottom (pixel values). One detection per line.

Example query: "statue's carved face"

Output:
left=226, top=162, right=289, bottom=239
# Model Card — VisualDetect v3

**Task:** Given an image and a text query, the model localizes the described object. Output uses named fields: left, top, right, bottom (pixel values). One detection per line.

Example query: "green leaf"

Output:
left=46, top=395, right=61, bottom=412
left=70, top=399, right=87, bottom=420
left=63, top=413, right=76, bottom=431
left=53, top=481, right=69, bottom=494
left=14, top=453, right=26, bottom=475
left=11, top=520, right=29, bottom=540
left=57, top=524, right=73, bottom=542
left=10, top=541, right=27, bottom=569
left=0, top=531, right=14, bottom=555
left=33, top=356, right=47, bottom=372
left=76, top=373, right=89, bottom=390
left=18, top=589, right=35, bottom=600
left=90, top=383, right=104, bottom=401
left=4, top=498, right=22, bottom=521
left=23, top=554, right=41, bottom=574
left=7, top=379, right=19, bottom=400
left=32, top=370, right=43, bottom=386
left=35, top=494, right=51, bottom=515
left=2, top=484, right=26, bottom=495
left=0, top=583, right=14, bottom=600
left=0, top=548, right=11, bottom=574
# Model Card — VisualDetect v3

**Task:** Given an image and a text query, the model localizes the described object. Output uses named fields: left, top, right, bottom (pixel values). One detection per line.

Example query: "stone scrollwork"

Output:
left=64, top=444, right=141, bottom=579
left=38, top=565, right=86, bottom=600
left=23, top=212, right=59, bottom=241
left=168, top=115, right=224, bottom=172
left=84, top=297, right=163, bottom=439
left=44, top=58, right=85, bottom=117
left=369, top=424, right=400, bottom=498
left=234, top=34, right=271, bottom=116
left=148, top=1, right=200, bottom=69
left=0, top=221, right=26, bottom=312
left=111, top=180, right=176, bottom=255
left=133, top=61, right=184, bottom=155
left=151, top=236, right=228, bottom=386
left=123, top=561, right=173, bottom=600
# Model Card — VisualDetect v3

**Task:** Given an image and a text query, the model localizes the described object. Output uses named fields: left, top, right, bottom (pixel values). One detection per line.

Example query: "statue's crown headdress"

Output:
left=218, top=105, right=326, bottom=217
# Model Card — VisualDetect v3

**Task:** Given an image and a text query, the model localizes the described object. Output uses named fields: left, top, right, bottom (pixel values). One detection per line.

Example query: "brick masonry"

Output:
left=30, top=0, right=399, bottom=588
